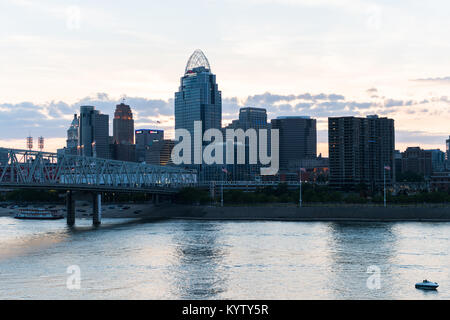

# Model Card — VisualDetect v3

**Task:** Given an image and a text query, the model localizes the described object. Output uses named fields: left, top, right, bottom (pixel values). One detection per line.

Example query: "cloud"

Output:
left=1, top=91, right=449, bottom=150
left=0, top=93, right=174, bottom=140
left=396, top=130, right=448, bottom=145
left=412, top=76, right=450, bottom=83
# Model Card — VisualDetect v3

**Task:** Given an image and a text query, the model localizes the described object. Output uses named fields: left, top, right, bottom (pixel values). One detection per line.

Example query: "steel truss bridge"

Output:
left=0, top=148, right=197, bottom=194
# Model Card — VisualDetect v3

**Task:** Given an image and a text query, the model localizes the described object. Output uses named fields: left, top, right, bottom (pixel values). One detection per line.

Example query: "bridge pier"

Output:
left=66, top=191, right=75, bottom=226
left=152, top=194, right=160, bottom=206
left=92, top=193, right=102, bottom=226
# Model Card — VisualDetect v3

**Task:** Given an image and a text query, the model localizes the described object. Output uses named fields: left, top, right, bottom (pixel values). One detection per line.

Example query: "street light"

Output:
left=299, top=168, right=306, bottom=207
left=383, top=165, right=391, bottom=208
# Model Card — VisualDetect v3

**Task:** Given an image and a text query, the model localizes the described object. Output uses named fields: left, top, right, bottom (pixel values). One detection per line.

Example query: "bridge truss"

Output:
left=0, top=148, right=197, bottom=193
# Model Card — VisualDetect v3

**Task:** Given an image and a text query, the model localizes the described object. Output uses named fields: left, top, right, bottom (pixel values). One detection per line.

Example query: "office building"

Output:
left=145, top=140, right=175, bottom=166
left=135, top=129, right=164, bottom=162
left=328, top=115, right=395, bottom=190
left=271, top=116, right=317, bottom=171
left=425, top=149, right=446, bottom=172
left=174, top=49, right=222, bottom=181
left=66, top=114, right=79, bottom=155
left=401, top=147, right=433, bottom=177
left=113, top=102, right=134, bottom=145
left=78, top=106, right=110, bottom=159
left=223, top=107, right=270, bottom=181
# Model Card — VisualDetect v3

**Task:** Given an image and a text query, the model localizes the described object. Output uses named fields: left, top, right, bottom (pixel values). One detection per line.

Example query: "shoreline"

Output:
left=1, top=203, right=450, bottom=222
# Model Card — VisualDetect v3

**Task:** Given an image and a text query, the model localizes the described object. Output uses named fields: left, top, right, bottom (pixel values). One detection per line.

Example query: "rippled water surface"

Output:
left=0, top=217, right=449, bottom=299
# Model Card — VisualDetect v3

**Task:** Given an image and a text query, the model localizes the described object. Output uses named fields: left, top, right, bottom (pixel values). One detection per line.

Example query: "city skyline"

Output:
left=1, top=1, right=450, bottom=155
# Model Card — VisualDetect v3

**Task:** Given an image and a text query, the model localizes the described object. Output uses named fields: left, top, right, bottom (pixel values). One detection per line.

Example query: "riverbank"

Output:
left=1, top=203, right=450, bottom=221
left=150, top=204, right=450, bottom=222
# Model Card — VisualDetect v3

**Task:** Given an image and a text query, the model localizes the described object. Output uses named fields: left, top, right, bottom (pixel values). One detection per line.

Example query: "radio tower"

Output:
left=26, top=136, right=33, bottom=150
left=38, top=136, right=44, bottom=151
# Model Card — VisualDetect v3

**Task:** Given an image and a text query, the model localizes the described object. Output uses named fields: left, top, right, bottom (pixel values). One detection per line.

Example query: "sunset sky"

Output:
left=1, top=0, right=449, bottom=156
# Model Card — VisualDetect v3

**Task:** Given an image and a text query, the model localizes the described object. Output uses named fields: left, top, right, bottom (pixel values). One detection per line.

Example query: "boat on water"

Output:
left=415, top=280, right=439, bottom=290
left=14, top=208, right=64, bottom=220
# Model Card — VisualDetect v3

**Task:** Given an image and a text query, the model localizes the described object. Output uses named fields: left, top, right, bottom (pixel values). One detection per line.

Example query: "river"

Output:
left=0, top=217, right=449, bottom=299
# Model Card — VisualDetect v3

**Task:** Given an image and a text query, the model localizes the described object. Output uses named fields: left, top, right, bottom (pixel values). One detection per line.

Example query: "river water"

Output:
left=0, top=216, right=449, bottom=299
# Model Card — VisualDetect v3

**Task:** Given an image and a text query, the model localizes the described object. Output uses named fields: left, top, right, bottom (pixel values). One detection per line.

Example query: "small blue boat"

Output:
left=415, top=280, right=439, bottom=290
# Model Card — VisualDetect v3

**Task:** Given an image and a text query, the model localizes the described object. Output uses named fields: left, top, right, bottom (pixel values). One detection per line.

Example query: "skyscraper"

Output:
left=135, top=129, right=164, bottom=162
left=271, top=116, right=317, bottom=171
left=78, top=106, right=110, bottom=159
left=425, top=149, right=446, bottom=173
left=237, top=107, right=268, bottom=130
left=111, top=102, right=135, bottom=162
left=328, top=115, right=395, bottom=190
left=65, top=114, right=79, bottom=155
left=224, top=107, right=270, bottom=181
left=175, top=49, right=221, bottom=152
left=113, top=102, right=134, bottom=145
left=174, top=49, right=222, bottom=180
left=401, top=147, right=433, bottom=177
left=145, top=140, right=175, bottom=166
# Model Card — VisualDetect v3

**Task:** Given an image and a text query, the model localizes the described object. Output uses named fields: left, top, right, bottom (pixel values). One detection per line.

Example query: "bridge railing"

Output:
left=0, top=148, right=197, bottom=190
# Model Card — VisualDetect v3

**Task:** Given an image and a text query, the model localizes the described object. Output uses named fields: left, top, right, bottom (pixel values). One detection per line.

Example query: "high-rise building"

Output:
left=223, top=107, right=270, bottom=181
left=113, top=102, right=134, bottom=145
left=111, top=102, right=135, bottom=162
left=78, top=106, right=110, bottom=159
left=66, top=114, right=79, bottom=155
left=271, top=116, right=317, bottom=171
left=175, top=49, right=221, bottom=137
left=237, top=107, right=268, bottom=130
left=328, top=115, right=395, bottom=190
left=174, top=49, right=222, bottom=180
left=135, top=129, right=164, bottom=162
left=401, top=147, right=433, bottom=177
left=425, top=149, right=446, bottom=173
left=145, top=140, right=175, bottom=166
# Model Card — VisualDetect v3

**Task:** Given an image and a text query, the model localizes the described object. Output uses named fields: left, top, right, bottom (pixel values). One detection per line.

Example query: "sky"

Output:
left=0, top=0, right=449, bottom=156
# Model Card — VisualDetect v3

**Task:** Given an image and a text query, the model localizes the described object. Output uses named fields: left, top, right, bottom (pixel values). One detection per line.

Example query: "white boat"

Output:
left=415, top=280, right=439, bottom=290
left=14, top=208, right=64, bottom=220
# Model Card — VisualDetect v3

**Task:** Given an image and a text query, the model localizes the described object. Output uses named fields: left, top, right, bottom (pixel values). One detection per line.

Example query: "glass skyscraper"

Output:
left=174, top=49, right=222, bottom=180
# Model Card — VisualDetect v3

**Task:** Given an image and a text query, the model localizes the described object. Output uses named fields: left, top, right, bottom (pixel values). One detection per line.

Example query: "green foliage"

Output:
left=177, top=183, right=450, bottom=206
left=397, top=171, right=425, bottom=182
left=175, top=187, right=211, bottom=205
left=4, top=189, right=63, bottom=202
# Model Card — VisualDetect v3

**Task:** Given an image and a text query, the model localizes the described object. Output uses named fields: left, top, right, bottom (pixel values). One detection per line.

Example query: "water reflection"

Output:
left=167, top=222, right=228, bottom=299
left=326, top=222, right=396, bottom=299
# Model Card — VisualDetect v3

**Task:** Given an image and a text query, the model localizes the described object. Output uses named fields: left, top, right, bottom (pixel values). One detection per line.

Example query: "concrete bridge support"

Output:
left=152, top=194, right=160, bottom=206
left=92, top=193, right=102, bottom=226
left=66, top=190, right=75, bottom=226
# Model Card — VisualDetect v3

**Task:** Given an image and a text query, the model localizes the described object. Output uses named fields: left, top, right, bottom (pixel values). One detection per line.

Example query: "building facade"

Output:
left=113, top=102, right=134, bottom=145
left=222, top=107, right=271, bottom=181
left=66, top=114, right=79, bottom=155
left=145, top=140, right=175, bottom=166
left=78, top=106, right=110, bottom=159
left=174, top=49, right=222, bottom=181
left=271, top=116, right=317, bottom=171
left=111, top=102, right=135, bottom=162
left=401, top=147, right=433, bottom=177
left=135, top=129, right=164, bottom=163
left=425, top=149, right=446, bottom=173
left=328, top=115, right=395, bottom=190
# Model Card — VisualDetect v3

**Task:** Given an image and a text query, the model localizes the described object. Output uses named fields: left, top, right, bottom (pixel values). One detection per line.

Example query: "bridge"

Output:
left=0, top=148, right=197, bottom=225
